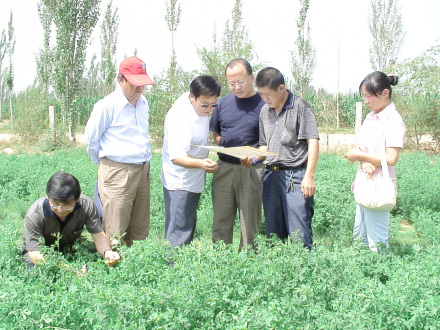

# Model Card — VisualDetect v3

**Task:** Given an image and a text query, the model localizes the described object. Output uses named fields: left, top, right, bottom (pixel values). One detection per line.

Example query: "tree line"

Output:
left=0, top=0, right=438, bottom=151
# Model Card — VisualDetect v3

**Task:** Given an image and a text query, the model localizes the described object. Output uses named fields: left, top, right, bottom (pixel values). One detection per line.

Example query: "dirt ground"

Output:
left=318, top=134, right=356, bottom=152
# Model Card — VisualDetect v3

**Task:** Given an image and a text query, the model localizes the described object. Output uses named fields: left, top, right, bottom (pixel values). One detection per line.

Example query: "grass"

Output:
left=1, top=128, right=440, bottom=328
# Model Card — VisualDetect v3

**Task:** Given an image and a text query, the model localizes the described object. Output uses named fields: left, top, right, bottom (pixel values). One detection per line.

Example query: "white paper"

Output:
left=196, top=145, right=277, bottom=159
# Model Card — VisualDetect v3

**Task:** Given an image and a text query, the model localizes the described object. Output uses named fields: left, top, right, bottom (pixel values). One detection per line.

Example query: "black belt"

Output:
left=265, top=164, right=304, bottom=171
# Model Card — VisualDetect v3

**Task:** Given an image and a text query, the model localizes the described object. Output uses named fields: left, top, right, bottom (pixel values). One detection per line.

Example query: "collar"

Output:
left=268, top=90, right=294, bottom=113
left=367, top=102, right=395, bottom=123
left=283, top=90, right=294, bottom=109
left=114, top=85, right=145, bottom=111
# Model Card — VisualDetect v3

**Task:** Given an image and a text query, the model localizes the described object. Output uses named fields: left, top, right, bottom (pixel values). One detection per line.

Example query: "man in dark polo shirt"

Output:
left=256, top=67, right=319, bottom=249
left=22, top=172, right=120, bottom=267
left=210, top=59, right=266, bottom=250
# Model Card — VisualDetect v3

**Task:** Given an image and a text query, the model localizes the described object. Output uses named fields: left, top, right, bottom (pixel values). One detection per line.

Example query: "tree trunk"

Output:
left=9, top=92, right=13, bottom=130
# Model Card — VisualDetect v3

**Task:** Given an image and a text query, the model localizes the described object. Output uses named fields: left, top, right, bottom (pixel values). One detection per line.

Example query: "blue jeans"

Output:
left=263, top=168, right=314, bottom=249
left=353, top=204, right=390, bottom=251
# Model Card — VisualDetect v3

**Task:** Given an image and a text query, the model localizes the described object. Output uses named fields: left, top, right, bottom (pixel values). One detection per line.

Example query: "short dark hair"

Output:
left=255, top=67, right=285, bottom=91
left=46, top=172, right=81, bottom=202
left=190, top=75, right=221, bottom=98
left=359, top=71, right=399, bottom=98
left=225, top=58, right=253, bottom=76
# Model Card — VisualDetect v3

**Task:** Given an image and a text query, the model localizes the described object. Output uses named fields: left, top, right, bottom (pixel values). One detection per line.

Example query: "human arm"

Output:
left=212, top=132, right=222, bottom=146
left=301, top=138, right=319, bottom=198
left=345, top=147, right=402, bottom=174
left=24, top=204, right=46, bottom=265
left=243, top=115, right=268, bottom=168
left=91, top=232, right=120, bottom=266
left=172, top=157, right=218, bottom=173
left=83, top=102, right=111, bottom=164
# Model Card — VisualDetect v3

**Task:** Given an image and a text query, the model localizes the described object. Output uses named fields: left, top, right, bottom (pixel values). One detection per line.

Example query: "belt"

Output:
left=265, top=164, right=304, bottom=171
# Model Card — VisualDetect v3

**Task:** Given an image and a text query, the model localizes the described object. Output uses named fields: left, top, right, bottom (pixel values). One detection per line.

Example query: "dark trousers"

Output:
left=163, top=188, right=201, bottom=248
left=263, top=168, right=314, bottom=249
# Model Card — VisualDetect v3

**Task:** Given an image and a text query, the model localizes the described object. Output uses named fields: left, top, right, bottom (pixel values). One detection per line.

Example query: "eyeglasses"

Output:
left=197, top=98, right=217, bottom=108
left=50, top=204, right=75, bottom=211
left=360, top=93, right=375, bottom=102
left=228, top=76, right=250, bottom=89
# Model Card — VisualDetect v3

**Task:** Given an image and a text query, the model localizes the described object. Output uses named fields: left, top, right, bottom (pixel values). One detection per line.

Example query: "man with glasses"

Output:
left=84, top=56, right=154, bottom=247
left=161, top=76, right=221, bottom=248
left=22, top=172, right=120, bottom=268
left=210, top=59, right=266, bottom=250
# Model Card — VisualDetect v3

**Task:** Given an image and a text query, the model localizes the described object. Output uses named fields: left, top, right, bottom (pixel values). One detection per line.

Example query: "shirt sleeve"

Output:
left=24, top=210, right=44, bottom=252
left=166, top=115, right=193, bottom=160
left=298, top=103, right=319, bottom=140
left=259, top=113, right=267, bottom=146
left=385, top=113, right=406, bottom=148
left=81, top=197, right=104, bottom=235
left=83, top=100, right=112, bottom=164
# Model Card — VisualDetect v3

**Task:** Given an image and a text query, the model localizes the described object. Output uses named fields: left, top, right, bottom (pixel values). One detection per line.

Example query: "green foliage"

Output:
left=196, top=0, right=262, bottom=95
left=368, top=0, right=405, bottom=71
left=5, top=11, right=15, bottom=129
left=42, top=0, right=102, bottom=141
left=393, top=44, right=440, bottom=150
left=290, top=0, right=316, bottom=98
left=0, top=29, right=7, bottom=121
left=393, top=152, right=440, bottom=217
left=100, top=0, right=119, bottom=95
left=74, top=92, right=104, bottom=128
left=1, top=150, right=440, bottom=328
left=36, top=1, right=53, bottom=96
left=13, top=87, right=51, bottom=144
left=306, top=90, right=360, bottom=131
left=146, top=64, right=194, bottom=142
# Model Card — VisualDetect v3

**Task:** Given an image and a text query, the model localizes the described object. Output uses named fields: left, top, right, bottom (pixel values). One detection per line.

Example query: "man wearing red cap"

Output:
left=84, top=56, right=154, bottom=247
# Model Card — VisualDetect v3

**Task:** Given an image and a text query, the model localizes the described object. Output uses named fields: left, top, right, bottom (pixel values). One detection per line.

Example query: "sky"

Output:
left=0, top=0, right=439, bottom=94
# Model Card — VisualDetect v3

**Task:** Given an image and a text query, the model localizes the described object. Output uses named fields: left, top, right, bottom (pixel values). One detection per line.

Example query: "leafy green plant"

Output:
left=1, top=149, right=439, bottom=328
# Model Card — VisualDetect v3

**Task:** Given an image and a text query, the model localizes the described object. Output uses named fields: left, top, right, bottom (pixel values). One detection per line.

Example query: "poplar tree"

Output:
left=5, top=12, right=15, bottom=129
left=165, top=0, right=182, bottom=94
left=36, top=1, right=53, bottom=97
left=368, top=0, right=405, bottom=71
left=290, top=0, right=316, bottom=98
left=101, top=0, right=119, bottom=94
left=0, top=30, right=6, bottom=121
left=147, top=0, right=192, bottom=138
left=42, top=0, right=101, bottom=142
left=165, top=0, right=181, bottom=55
left=196, top=0, right=258, bottom=94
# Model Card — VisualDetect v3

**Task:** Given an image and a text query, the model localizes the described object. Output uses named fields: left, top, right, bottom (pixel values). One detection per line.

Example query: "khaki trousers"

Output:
left=98, top=158, right=150, bottom=246
left=212, top=160, right=264, bottom=249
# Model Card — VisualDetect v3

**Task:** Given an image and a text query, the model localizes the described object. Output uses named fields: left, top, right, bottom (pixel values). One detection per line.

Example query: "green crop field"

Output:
left=0, top=147, right=439, bottom=329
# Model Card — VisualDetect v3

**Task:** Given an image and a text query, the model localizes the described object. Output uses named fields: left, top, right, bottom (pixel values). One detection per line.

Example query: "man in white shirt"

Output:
left=84, top=56, right=154, bottom=247
left=161, top=75, right=221, bottom=248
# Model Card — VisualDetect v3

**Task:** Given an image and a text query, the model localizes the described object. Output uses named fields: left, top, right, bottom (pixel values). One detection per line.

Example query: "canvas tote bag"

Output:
left=353, top=150, right=397, bottom=212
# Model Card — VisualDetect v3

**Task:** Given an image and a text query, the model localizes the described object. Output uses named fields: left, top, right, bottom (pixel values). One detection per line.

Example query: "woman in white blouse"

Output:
left=345, top=71, right=406, bottom=252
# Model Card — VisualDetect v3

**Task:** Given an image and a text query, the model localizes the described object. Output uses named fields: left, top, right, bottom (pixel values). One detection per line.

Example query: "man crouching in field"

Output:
left=22, top=172, right=120, bottom=268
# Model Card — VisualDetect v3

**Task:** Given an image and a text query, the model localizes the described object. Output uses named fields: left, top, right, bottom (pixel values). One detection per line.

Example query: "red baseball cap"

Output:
left=119, top=56, right=154, bottom=86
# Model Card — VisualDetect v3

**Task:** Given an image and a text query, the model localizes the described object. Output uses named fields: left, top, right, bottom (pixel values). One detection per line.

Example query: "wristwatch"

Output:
left=252, top=157, right=258, bottom=165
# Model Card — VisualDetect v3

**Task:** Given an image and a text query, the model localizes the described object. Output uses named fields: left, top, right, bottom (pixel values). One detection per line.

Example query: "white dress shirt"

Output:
left=161, top=92, right=209, bottom=193
left=84, top=86, right=152, bottom=164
